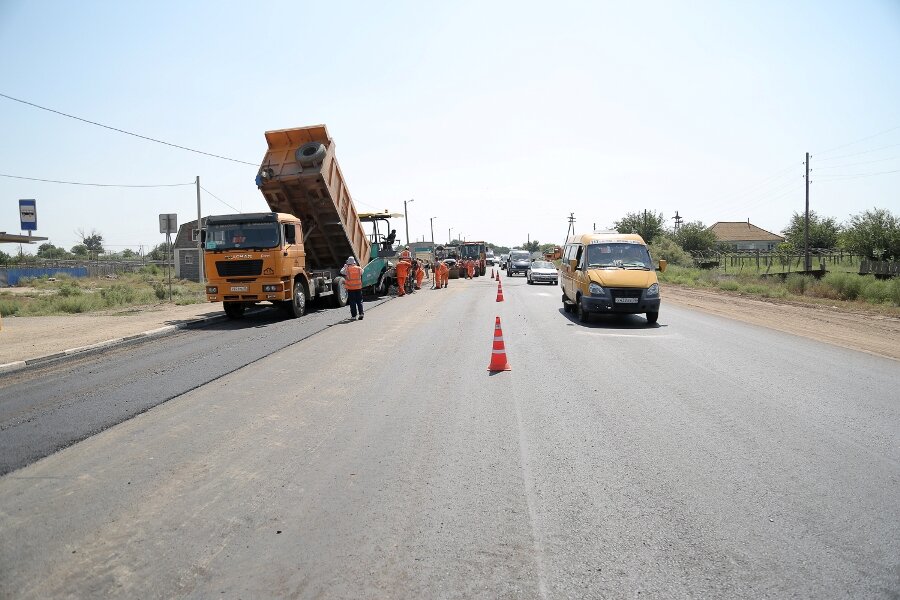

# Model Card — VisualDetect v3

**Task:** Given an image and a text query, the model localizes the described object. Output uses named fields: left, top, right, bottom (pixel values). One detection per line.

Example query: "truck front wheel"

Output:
left=223, top=302, right=246, bottom=319
left=289, top=280, right=307, bottom=318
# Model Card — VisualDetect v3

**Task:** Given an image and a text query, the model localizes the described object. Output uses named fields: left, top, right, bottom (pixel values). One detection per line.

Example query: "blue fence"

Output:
left=1, top=267, right=89, bottom=286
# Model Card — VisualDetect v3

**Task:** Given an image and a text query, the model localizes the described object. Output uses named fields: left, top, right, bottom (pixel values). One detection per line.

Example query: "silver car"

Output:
left=526, top=260, right=559, bottom=285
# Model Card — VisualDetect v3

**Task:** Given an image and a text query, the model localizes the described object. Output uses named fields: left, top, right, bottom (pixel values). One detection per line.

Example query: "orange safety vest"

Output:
left=344, top=264, right=363, bottom=290
left=400, top=249, right=411, bottom=260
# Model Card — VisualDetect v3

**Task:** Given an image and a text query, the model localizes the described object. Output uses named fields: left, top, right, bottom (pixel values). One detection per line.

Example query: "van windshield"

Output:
left=510, top=252, right=530, bottom=261
left=587, top=243, right=652, bottom=269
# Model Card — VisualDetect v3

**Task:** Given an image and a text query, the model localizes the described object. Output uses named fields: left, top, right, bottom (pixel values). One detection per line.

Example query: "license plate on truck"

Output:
left=614, top=297, right=638, bottom=303
left=230, top=286, right=249, bottom=292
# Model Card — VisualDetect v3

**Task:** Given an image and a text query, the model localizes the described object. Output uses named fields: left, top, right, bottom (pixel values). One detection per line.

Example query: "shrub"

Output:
left=784, top=274, right=808, bottom=296
left=824, top=272, right=863, bottom=301
left=0, top=299, right=20, bottom=316
left=861, top=279, right=893, bottom=304
left=649, top=236, right=692, bottom=267
left=100, top=284, right=138, bottom=306
left=719, top=280, right=740, bottom=291
left=56, top=282, right=83, bottom=297
left=153, top=282, right=167, bottom=300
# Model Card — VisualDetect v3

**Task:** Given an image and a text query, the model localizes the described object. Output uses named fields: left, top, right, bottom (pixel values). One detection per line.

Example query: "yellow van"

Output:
left=560, top=232, right=667, bottom=324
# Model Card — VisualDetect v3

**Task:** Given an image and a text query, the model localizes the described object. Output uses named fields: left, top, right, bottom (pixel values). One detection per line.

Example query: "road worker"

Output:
left=395, top=257, right=411, bottom=296
left=414, top=260, right=424, bottom=290
left=438, top=261, right=449, bottom=289
left=399, top=245, right=412, bottom=261
left=340, top=256, right=364, bottom=320
left=466, top=259, right=475, bottom=279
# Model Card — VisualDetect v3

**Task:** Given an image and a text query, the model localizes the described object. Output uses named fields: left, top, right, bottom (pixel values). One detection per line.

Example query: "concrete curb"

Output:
left=0, top=313, right=228, bottom=375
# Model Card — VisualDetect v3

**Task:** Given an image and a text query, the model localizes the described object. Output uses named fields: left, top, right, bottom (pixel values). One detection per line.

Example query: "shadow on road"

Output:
left=557, top=307, right=664, bottom=329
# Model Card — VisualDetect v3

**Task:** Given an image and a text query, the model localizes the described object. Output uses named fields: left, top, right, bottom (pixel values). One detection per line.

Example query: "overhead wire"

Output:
left=815, top=124, right=900, bottom=156
left=0, top=92, right=258, bottom=166
left=815, top=155, right=900, bottom=170
left=815, top=168, right=900, bottom=181
left=199, top=185, right=241, bottom=213
left=814, top=141, right=900, bottom=162
left=0, top=173, right=195, bottom=187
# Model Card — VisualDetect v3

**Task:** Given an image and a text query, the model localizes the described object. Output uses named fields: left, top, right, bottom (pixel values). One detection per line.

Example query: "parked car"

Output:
left=506, top=250, right=532, bottom=276
left=499, top=253, right=509, bottom=269
left=527, top=260, right=559, bottom=285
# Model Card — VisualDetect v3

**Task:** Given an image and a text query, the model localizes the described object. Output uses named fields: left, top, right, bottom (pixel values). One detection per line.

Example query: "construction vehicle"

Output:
left=204, top=124, right=392, bottom=318
left=459, top=241, right=487, bottom=276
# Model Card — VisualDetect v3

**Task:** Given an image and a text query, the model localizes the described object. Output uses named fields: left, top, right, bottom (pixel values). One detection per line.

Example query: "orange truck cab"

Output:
left=559, top=232, right=667, bottom=324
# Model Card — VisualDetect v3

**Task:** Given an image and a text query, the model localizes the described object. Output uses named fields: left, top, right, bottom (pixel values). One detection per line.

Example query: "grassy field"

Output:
left=660, top=265, right=900, bottom=315
left=0, top=267, right=205, bottom=317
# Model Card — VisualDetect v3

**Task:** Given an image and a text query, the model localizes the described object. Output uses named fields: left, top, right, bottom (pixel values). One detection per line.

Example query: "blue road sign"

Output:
left=19, top=199, right=37, bottom=231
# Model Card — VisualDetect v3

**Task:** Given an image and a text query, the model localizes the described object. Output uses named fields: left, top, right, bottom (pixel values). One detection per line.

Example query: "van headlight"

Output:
left=589, top=283, right=607, bottom=296
left=646, top=283, right=660, bottom=297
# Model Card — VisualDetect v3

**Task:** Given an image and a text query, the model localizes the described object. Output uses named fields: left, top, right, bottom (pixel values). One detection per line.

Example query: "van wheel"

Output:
left=576, top=299, right=589, bottom=323
left=223, top=302, right=245, bottom=319
left=646, top=311, right=659, bottom=324
left=562, top=293, right=572, bottom=313
left=289, top=280, right=307, bottom=318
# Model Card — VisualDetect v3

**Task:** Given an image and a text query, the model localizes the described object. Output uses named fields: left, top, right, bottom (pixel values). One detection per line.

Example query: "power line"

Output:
left=815, top=124, right=900, bottom=156
left=0, top=92, right=258, bottom=167
left=0, top=173, right=195, bottom=187
left=199, top=185, right=241, bottom=213
left=815, top=155, right=900, bottom=170
left=816, top=168, right=900, bottom=181
left=815, top=141, right=900, bottom=162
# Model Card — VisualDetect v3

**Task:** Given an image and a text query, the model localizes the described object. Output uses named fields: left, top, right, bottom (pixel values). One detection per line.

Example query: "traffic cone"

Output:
left=487, top=316, right=511, bottom=371
left=491, top=268, right=494, bottom=278
left=496, top=280, right=504, bottom=302
left=495, top=271, right=500, bottom=282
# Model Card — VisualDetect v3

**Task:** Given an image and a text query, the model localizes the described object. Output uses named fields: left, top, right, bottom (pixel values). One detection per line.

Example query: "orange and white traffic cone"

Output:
left=495, top=271, right=500, bottom=282
left=496, top=280, right=504, bottom=302
left=491, top=268, right=495, bottom=278
left=487, top=316, right=511, bottom=371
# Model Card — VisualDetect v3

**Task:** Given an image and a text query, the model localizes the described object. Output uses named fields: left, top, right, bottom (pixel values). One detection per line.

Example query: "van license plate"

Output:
left=614, top=297, right=638, bottom=303
left=230, top=286, right=249, bottom=292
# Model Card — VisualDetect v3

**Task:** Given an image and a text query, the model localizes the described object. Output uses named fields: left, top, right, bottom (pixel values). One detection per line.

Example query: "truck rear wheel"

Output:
left=223, top=302, right=245, bottom=319
left=331, top=276, right=348, bottom=308
left=289, top=280, right=307, bottom=318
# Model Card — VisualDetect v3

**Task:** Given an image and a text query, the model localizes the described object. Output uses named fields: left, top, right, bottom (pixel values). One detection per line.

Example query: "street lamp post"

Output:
left=448, top=228, right=453, bottom=244
left=403, top=199, right=414, bottom=247
left=430, top=217, right=436, bottom=246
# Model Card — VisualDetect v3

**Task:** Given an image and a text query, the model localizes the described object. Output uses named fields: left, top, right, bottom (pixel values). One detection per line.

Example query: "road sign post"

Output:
left=159, top=214, right=177, bottom=302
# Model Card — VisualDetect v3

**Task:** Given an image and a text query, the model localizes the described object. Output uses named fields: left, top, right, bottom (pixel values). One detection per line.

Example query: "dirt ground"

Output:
left=1, top=288, right=898, bottom=366
left=664, top=286, right=900, bottom=361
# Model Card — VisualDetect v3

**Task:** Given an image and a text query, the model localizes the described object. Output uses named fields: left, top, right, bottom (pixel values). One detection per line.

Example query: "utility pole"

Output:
left=672, top=211, right=683, bottom=232
left=565, top=212, right=576, bottom=245
left=196, top=176, right=204, bottom=284
left=804, top=152, right=811, bottom=272
left=430, top=217, right=436, bottom=245
left=403, top=199, right=414, bottom=246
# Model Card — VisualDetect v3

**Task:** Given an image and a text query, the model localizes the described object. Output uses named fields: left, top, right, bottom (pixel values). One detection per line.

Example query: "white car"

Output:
left=526, top=260, right=559, bottom=285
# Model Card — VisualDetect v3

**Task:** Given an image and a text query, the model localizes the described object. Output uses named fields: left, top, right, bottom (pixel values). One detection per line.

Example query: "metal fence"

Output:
left=690, top=250, right=866, bottom=276
left=0, top=259, right=171, bottom=286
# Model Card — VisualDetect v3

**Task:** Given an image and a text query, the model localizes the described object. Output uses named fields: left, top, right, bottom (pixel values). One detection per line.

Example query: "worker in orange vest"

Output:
left=439, top=261, right=449, bottom=289
left=414, top=260, right=424, bottom=290
left=340, top=256, right=365, bottom=320
left=399, top=246, right=412, bottom=261
left=466, top=259, right=475, bottom=279
left=395, top=257, right=411, bottom=296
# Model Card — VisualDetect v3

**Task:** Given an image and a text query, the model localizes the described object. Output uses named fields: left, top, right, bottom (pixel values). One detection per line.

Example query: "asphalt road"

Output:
left=1, top=274, right=898, bottom=598
left=0, top=297, right=388, bottom=475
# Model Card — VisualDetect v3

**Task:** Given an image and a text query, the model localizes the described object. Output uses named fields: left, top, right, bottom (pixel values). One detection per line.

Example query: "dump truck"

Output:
left=204, top=124, right=394, bottom=318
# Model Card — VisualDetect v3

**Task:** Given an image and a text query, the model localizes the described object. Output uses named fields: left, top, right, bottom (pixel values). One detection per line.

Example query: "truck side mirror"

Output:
left=657, top=259, right=668, bottom=272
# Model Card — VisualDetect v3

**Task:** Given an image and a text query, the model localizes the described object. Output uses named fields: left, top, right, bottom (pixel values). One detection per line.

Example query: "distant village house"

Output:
left=710, top=220, right=784, bottom=251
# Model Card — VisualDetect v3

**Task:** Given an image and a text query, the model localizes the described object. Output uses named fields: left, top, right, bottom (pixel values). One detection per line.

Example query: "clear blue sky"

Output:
left=1, top=0, right=899, bottom=253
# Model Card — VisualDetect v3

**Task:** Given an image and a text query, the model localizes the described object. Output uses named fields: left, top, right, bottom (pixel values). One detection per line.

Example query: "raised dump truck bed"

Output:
left=257, top=125, right=370, bottom=270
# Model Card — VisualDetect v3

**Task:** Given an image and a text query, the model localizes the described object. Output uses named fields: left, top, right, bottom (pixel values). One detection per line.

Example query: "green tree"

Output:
left=70, top=244, right=89, bottom=257
left=121, top=248, right=136, bottom=259
left=148, top=242, right=173, bottom=261
left=782, top=211, right=841, bottom=250
left=673, top=221, right=719, bottom=255
left=842, top=208, right=900, bottom=260
left=0, top=249, right=10, bottom=263
left=648, top=235, right=692, bottom=267
left=613, top=210, right=665, bottom=243
left=522, top=240, right=540, bottom=252
left=75, top=228, right=105, bottom=258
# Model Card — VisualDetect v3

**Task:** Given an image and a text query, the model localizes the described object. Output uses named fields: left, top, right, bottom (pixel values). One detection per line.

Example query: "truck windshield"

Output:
left=461, top=246, right=482, bottom=258
left=205, top=222, right=281, bottom=250
left=587, top=243, right=652, bottom=268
